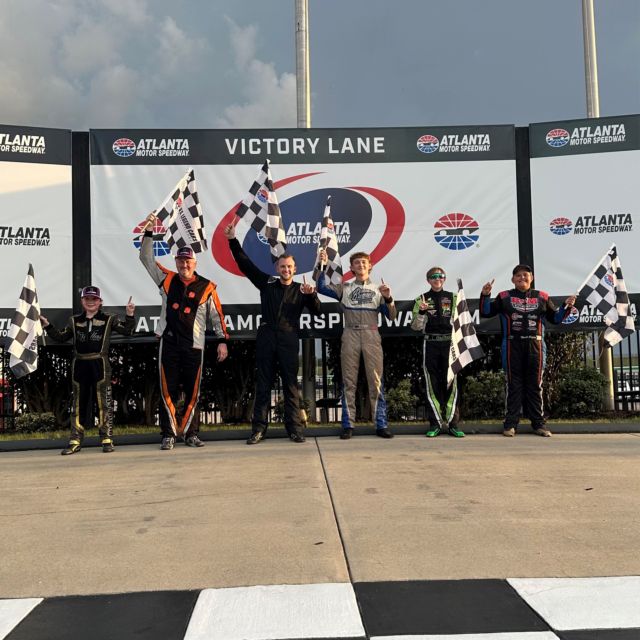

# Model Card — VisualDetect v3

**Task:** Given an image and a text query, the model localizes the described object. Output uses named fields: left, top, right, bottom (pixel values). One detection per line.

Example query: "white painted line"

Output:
left=371, top=633, right=560, bottom=640
left=0, top=598, right=43, bottom=640
left=509, top=576, right=640, bottom=630
left=184, top=582, right=365, bottom=640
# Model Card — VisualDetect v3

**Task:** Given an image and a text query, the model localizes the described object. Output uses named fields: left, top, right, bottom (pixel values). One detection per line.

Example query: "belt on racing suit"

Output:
left=344, top=324, right=378, bottom=330
left=74, top=353, right=105, bottom=360
left=424, top=334, right=451, bottom=341
left=508, top=335, right=542, bottom=341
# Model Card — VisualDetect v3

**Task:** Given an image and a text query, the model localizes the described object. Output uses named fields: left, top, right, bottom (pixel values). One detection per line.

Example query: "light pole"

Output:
left=295, top=0, right=317, bottom=420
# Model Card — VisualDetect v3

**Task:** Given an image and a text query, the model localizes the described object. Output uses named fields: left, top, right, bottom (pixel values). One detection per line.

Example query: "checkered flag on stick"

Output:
left=235, top=160, right=287, bottom=262
left=447, top=279, right=485, bottom=387
left=577, top=244, right=636, bottom=346
left=7, top=264, right=43, bottom=379
left=155, top=168, right=207, bottom=254
left=312, top=196, right=343, bottom=284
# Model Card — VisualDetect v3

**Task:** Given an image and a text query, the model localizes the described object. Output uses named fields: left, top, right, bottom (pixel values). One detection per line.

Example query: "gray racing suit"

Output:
left=317, top=273, right=396, bottom=430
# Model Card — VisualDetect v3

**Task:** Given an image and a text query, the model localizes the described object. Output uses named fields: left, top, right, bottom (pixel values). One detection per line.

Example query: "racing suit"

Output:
left=317, top=273, right=396, bottom=430
left=229, top=239, right=321, bottom=437
left=411, top=290, right=459, bottom=429
left=140, top=232, right=228, bottom=438
left=45, top=310, right=134, bottom=446
left=479, top=287, right=570, bottom=431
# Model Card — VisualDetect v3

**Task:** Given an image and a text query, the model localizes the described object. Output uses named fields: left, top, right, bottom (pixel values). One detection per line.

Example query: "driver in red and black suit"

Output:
left=479, top=264, right=576, bottom=437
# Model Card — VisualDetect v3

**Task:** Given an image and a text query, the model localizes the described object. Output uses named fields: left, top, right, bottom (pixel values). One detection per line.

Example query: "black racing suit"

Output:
left=480, top=288, right=570, bottom=430
left=45, top=310, right=135, bottom=445
left=229, top=238, right=321, bottom=437
left=140, top=232, right=228, bottom=439
left=411, top=289, right=459, bottom=428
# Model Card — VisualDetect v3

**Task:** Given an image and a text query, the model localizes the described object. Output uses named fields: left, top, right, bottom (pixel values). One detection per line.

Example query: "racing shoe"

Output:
left=289, top=433, right=306, bottom=443
left=61, top=441, right=81, bottom=455
left=376, top=429, right=394, bottom=439
left=533, top=427, right=552, bottom=437
left=426, top=426, right=441, bottom=437
left=246, top=431, right=264, bottom=445
left=340, top=428, right=353, bottom=440
left=503, top=428, right=516, bottom=437
left=448, top=426, right=465, bottom=438
left=161, top=436, right=175, bottom=450
left=185, top=435, right=205, bottom=447
left=101, top=438, right=115, bottom=453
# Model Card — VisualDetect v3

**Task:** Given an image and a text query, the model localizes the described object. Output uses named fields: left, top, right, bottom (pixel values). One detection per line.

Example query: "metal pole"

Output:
left=582, top=0, right=600, bottom=118
left=582, top=0, right=613, bottom=409
left=295, top=0, right=316, bottom=419
left=295, top=0, right=311, bottom=128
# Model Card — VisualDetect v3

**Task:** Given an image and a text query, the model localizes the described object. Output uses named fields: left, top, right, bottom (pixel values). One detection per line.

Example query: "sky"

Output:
left=0, top=0, right=638, bottom=131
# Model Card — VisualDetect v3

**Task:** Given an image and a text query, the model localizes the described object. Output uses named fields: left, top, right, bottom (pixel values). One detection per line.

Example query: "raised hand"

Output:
left=481, top=278, right=495, bottom=296
left=379, top=278, right=391, bottom=299
left=300, top=274, right=316, bottom=294
left=223, top=223, right=236, bottom=240
left=126, top=296, right=135, bottom=316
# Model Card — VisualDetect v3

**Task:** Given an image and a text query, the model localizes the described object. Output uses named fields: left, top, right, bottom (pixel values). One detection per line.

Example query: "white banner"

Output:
left=0, top=125, right=72, bottom=339
left=91, top=125, right=519, bottom=336
left=530, top=116, right=640, bottom=298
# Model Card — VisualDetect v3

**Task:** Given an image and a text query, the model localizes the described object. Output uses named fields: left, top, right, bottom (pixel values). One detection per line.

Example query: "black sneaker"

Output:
left=246, top=431, right=264, bottom=445
left=185, top=435, right=205, bottom=447
left=161, top=436, right=175, bottom=450
left=101, top=439, right=115, bottom=453
left=340, top=429, right=353, bottom=440
left=61, top=441, right=81, bottom=455
left=376, top=429, right=394, bottom=439
left=289, top=433, right=306, bottom=443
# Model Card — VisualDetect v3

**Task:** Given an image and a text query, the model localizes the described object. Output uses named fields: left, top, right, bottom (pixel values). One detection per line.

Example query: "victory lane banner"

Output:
left=530, top=114, right=640, bottom=312
left=0, top=124, right=73, bottom=342
left=90, top=126, right=519, bottom=338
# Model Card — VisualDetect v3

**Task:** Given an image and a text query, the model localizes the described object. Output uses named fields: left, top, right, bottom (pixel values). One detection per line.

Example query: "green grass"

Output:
left=1, top=415, right=638, bottom=441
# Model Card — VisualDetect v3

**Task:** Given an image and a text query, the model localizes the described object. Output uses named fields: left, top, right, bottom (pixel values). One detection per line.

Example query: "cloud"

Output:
left=0, top=3, right=296, bottom=129
left=215, top=19, right=297, bottom=128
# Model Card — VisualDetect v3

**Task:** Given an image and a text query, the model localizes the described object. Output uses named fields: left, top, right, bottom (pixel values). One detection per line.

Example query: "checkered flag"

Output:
left=155, top=168, right=207, bottom=254
left=447, top=279, right=484, bottom=387
left=7, top=264, right=43, bottom=379
left=235, top=160, right=287, bottom=262
left=312, top=196, right=343, bottom=284
left=577, top=244, right=636, bottom=346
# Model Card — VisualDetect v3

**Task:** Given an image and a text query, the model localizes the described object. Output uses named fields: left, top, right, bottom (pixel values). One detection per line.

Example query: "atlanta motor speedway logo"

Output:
left=112, top=137, right=190, bottom=158
left=132, top=219, right=171, bottom=256
left=113, top=138, right=136, bottom=158
left=548, top=213, right=632, bottom=235
left=213, top=174, right=405, bottom=279
left=545, top=129, right=570, bottom=148
left=549, top=217, right=573, bottom=235
left=417, top=135, right=439, bottom=154
left=434, top=213, right=479, bottom=250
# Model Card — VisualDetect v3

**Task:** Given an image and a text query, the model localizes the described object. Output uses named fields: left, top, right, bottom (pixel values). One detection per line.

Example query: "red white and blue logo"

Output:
left=549, top=217, right=573, bottom=235
left=256, top=187, right=269, bottom=204
left=434, top=213, right=479, bottom=250
left=212, top=173, right=405, bottom=280
left=417, top=135, right=440, bottom=154
left=603, top=274, right=614, bottom=287
left=132, top=219, right=171, bottom=257
left=562, top=306, right=580, bottom=325
left=546, top=129, right=570, bottom=148
left=112, top=138, right=136, bottom=158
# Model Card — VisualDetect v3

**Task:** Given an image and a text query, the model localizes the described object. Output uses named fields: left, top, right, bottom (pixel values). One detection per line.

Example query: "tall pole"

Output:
left=295, top=0, right=311, bottom=128
left=295, top=0, right=316, bottom=420
left=582, top=0, right=613, bottom=409
left=582, top=0, right=600, bottom=119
